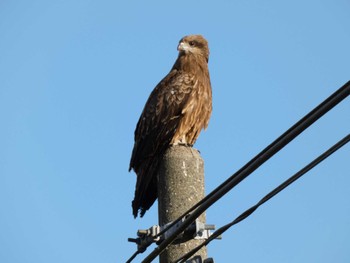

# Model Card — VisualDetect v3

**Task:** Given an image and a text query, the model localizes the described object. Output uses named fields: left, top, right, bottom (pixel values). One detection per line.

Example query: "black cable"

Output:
left=176, top=133, right=350, bottom=263
left=141, top=81, right=350, bottom=263
left=126, top=251, right=140, bottom=263
left=155, top=80, right=350, bottom=240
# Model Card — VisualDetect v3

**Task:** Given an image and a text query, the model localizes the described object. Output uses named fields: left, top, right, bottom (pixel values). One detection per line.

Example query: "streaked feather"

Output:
left=129, top=35, right=212, bottom=217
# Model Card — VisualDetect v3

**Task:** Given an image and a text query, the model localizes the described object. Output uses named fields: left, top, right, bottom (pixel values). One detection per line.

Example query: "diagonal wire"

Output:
left=176, top=133, right=350, bottom=263
left=154, top=80, right=350, bottom=241
left=153, top=81, right=350, bottom=240
left=141, top=81, right=350, bottom=263
left=126, top=251, right=140, bottom=263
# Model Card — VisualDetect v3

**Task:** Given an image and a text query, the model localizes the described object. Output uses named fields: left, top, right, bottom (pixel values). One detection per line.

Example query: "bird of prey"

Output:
left=129, top=35, right=212, bottom=218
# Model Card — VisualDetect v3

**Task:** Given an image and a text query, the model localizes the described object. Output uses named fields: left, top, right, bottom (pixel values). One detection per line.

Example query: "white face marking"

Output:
left=171, top=89, right=175, bottom=95
left=177, top=42, right=190, bottom=52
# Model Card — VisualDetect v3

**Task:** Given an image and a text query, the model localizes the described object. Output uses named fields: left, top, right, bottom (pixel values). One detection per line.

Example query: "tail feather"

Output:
left=131, top=158, right=160, bottom=218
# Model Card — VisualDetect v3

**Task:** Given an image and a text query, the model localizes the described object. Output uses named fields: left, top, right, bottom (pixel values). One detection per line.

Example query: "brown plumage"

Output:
left=129, top=35, right=212, bottom=218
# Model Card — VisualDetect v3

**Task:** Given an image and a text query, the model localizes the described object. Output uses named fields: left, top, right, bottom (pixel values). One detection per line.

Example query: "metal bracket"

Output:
left=128, top=217, right=217, bottom=253
left=162, top=217, right=215, bottom=242
left=128, top=225, right=161, bottom=253
left=194, top=220, right=215, bottom=240
left=183, top=255, right=215, bottom=263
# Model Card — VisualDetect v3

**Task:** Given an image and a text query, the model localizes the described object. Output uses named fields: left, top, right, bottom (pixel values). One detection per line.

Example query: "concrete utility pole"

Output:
left=158, top=145, right=207, bottom=263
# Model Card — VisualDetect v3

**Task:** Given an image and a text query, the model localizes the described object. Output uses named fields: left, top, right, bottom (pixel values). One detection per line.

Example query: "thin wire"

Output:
left=126, top=251, right=140, bottom=263
left=141, top=81, right=350, bottom=263
left=155, top=80, right=350, bottom=239
left=176, top=133, right=350, bottom=263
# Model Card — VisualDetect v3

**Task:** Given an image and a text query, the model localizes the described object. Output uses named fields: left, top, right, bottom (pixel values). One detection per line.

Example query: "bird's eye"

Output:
left=189, top=41, right=195, bottom=46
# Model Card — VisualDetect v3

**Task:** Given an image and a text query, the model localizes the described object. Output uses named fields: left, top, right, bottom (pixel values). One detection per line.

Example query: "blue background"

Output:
left=1, top=1, right=349, bottom=262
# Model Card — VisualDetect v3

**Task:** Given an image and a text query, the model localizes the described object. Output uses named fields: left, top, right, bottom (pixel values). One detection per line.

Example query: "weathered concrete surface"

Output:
left=158, top=145, right=207, bottom=263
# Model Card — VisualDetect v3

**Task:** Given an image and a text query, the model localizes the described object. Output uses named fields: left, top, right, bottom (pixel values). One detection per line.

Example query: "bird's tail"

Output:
left=132, top=159, right=160, bottom=218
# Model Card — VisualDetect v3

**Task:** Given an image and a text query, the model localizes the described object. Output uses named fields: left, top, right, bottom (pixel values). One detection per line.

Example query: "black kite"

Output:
left=129, top=35, right=212, bottom=218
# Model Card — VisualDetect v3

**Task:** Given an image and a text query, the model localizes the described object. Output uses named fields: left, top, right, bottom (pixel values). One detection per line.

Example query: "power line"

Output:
left=140, top=80, right=350, bottom=263
left=153, top=80, right=350, bottom=242
left=126, top=251, right=140, bottom=263
left=176, top=133, right=350, bottom=262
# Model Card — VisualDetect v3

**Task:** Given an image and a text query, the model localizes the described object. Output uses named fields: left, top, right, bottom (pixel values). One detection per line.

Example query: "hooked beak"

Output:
left=177, top=41, right=189, bottom=52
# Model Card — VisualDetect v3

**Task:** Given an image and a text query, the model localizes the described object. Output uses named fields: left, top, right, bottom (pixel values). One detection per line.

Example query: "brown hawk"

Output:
left=129, top=35, right=212, bottom=218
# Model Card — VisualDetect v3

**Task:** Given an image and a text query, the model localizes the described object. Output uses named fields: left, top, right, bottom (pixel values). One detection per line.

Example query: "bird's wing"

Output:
left=129, top=69, right=196, bottom=171
left=129, top=69, right=197, bottom=217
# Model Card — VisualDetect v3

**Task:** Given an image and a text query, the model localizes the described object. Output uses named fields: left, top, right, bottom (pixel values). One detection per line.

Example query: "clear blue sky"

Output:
left=1, top=1, right=349, bottom=262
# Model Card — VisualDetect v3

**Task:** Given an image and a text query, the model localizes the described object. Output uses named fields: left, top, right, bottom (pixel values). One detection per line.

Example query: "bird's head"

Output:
left=177, top=35, right=209, bottom=62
